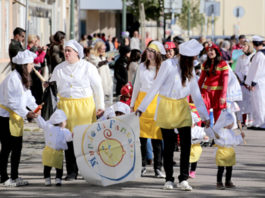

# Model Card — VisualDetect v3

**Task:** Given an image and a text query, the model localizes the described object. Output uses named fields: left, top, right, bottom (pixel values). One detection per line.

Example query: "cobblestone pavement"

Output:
left=0, top=122, right=265, bottom=198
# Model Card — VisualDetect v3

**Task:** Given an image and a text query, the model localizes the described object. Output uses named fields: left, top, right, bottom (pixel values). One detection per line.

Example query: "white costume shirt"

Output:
left=138, top=58, right=209, bottom=121
left=235, top=53, right=255, bottom=82
left=131, top=63, right=157, bottom=107
left=215, top=128, right=243, bottom=147
left=36, top=116, right=72, bottom=150
left=130, top=37, right=140, bottom=50
left=0, top=70, right=38, bottom=118
left=128, top=61, right=139, bottom=84
left=191, top=126, right=206, bottom=144
left=50, top=59, right=105, bottom=110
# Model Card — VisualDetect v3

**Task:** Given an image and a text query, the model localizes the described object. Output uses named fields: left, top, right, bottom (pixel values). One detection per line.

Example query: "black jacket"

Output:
left=114, top=56, right=128, bottom=95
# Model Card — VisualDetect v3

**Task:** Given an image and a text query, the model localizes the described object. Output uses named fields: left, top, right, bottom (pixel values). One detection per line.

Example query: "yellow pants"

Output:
left=57, top=96, right=97, bottom=133
left=42, top=146, right=63, bottom=169
left=216, top=146, right=236, bottom=166
left=156, top=95, right=192, bottom=129
left=189, top=143, right=202, bottom=163
left=134, top=92, right=162, bottom=139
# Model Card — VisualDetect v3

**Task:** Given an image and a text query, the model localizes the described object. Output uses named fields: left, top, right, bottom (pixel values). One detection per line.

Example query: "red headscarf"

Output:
left=205, top=43, right=222, bottom=56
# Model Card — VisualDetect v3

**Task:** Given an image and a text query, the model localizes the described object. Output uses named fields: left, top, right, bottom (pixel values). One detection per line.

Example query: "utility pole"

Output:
left=187, top=0, right=191, bottom=38
left=25, top=0, right=29, bottom=48
left=122, top=0, right=127, bottom=33
left=70, top=0, right=75, bottom=39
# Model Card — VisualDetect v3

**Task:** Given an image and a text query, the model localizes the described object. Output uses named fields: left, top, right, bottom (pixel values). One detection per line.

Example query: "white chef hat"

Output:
left=179, top=39, right=203, bottom=57
left=12, top=50, right=37, bottom=65
left=113, top=102, right=130, bottom=115
left=48, top=109, right=67, bottom=125
left=213, top=109, right=234, bottom=132
left=65, top=40, right=84, bottom=59
left=252, top=35, right=265, bottom=42
left=149, top=41, right=166, bottom=55
left=191, top=112, right=200, bottom=124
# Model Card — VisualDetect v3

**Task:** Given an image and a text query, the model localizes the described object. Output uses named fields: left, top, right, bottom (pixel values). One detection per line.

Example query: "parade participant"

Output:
left=120, top=82, right=133, bottom=106
left=50, top=40, right=105, bottom=180
left=113, top=101, right=130, bottom=116
left=198, top=43, right=229, bottom=122
left=50, top=31, right=65, bottom=72
left=36, top=109, right=72, bottom=186
left=89, top=41, right=113, bottom=104
left=205, top=110, right=244, bottom=189
left=114, top=46, right=131, bottom=96
left=136, top=39, right=210, bottom=191
left=164, top=41, right=177, bottom=59
left=127, top=49, right=141, bottom=84
left=245, top=35, right=265, bottom=129
left=0, top=50, right=38, bottom=186
left=131, top=41, right=166, bottom=178
left=8, top=27, right=26, bottom=69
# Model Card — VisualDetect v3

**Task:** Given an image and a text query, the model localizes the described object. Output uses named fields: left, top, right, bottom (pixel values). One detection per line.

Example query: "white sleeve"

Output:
left=63, top=129, right=73, bottom=142
left=204, top=127, right=215, bottom=140
left=190, top=74, right=209, bottom=121
left=234, top=57, right=244, bottom=81
left=138, top=61, right=169, bottom=112
left=35, top=115, right=50, bottom=130
left=130, top=66, right=141, bottom=108
left=89, top=55, right=100, bottom=68
left=245, top=53, right=259, bottom=85
left=26, top=90, right=38, bottom=111
left=88, top=64, right=105, bottom=110
left=7, top=77, right=29, bottom=118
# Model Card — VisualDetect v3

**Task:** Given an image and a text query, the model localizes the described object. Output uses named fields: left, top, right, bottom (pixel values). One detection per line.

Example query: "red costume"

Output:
left=198, top=60, right=229, bottom=122
left=120, top=82, right=133, bottom=106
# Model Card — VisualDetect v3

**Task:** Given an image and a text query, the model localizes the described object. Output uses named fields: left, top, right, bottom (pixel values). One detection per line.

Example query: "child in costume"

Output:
left=205, top=109, right=245, bottom=190
left=189, top=113, right=208, bottom=179
left=36, top=109, right=72, bottom=186
left=120, top=82, right=133, bottom=106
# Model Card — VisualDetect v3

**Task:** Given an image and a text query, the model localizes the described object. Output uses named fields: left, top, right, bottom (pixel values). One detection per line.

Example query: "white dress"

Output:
left=245, top=49, right=265, bottom=128
left=235, top=53, right=255, bottom=114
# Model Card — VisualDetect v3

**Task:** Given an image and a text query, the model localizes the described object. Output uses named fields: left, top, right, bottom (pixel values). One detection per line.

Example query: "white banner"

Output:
left=73, top=113, right=141, bottom=186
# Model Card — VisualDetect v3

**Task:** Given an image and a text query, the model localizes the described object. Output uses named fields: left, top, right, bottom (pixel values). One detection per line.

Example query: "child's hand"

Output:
left=241, top=132, right=245, bottom=139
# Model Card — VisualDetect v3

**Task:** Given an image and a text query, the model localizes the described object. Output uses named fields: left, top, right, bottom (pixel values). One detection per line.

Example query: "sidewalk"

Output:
left=0, top=122, right=265, bottom=198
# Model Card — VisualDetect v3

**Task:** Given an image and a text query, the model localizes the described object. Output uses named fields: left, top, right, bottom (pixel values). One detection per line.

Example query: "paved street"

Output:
left=0, top=122, right=265, bottom=198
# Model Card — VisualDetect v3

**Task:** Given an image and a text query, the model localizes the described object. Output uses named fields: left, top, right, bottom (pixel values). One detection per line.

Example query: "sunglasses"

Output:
left=146, top=48, right=156, bottom=54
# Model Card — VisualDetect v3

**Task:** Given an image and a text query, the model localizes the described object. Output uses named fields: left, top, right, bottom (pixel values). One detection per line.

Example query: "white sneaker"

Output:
left=14, top=177, right=29, bottom=186
left=45, top=178, right=51, bottom=186
left=163, top=181, right=174, bottom=190
left=3, top=179, right=17, bottom=187
left=177, top=180, right=192, bottom=191
left=55, top=178, right=62, bottom=186
left=155, top=169, right=166, bottom=178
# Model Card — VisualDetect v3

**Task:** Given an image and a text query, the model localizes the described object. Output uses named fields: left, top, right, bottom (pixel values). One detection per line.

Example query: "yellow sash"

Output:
left=189, top=143, right=203, bottom=163
left=156, top=95, right=192, bottom=129
left=57, top=96, right=96, bottom=133
left=216, top=146, right=236, bottom=166
left=42, top=146, right=63, bottom=169
left=134, top=92, right=162, bottom=139
left=0, top=104, right=24, bottom=137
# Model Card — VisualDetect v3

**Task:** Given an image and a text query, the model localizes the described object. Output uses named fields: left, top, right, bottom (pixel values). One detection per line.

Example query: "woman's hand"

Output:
left=43, top=81, right=49, bottom=88
left=27, top=111, right=38, bottom=119
left=96, top=109, right=104, bottom=118
left=204, top=119, right=211, bottom=128
left=220, top=98, right=226, bottom=105
left=135, top=110, right=142, bottom=117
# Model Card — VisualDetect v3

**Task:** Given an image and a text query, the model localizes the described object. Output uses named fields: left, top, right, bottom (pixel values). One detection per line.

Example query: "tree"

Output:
left=177, top=0, right=204, bottom=32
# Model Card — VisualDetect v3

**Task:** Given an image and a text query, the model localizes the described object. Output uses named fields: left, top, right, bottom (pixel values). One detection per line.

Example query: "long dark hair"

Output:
left=14, top=64, right=32, bottom=89
left=144, top=51, right=162, bottom=79
left=127, top=49, right=141, bottom=70
left=204, top=48, right=222, bottom=76
left=179, top=55, right=194, bottom=86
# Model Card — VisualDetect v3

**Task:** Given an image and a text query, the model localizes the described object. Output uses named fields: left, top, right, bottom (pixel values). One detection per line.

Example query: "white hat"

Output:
left=113, top=102, right=130, bottom=115
left=48, top=109, right=67, bottom=125
left=252, top=35, right=265, bottom=42
left=149, top=41, right=166, bottom=55
left=213, top=109, right=234, bottom=132
left=65, top=40, right=84, bottom=59
left=12, top=50, right=37, bottom=65
left=179, top=39, right=203, bottom=57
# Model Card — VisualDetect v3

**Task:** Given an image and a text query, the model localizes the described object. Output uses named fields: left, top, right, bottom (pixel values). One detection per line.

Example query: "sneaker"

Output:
left=163, top=181, right=174, bottom=190
left=14, top=177, right=29, bottom=186
left=141, top=167, right=147, bottom=177
left=64, top=173, right=77, bottom=181
left=177, top=180, right=192, bottom=191
left=55, top=178, right=62, bottom=186
left=3, top=179, right=17, bottom=187
left=189, top=171, right=196, bottom=179
left=225, top=181, right=236, bottom=188
left=155, top=169, right=165, bottom=178
left=216, top=182, right=225, bottom=190
left=45, top=178, right=51, bottom=186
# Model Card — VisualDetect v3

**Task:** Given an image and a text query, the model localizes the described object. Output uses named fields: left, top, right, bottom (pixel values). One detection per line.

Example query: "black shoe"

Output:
left=64, top=173, right=77, bottom=181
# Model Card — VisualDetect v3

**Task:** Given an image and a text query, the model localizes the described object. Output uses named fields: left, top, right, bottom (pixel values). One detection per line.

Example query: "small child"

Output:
left=120, top=82, right=133, bottom=106
left=189, top=113, right=208, bottom=179
left=36, top=109, right=72, bottom=186
left=205, top=109, right=245, bottom=190
left=113, top=101, right=130, bottom=116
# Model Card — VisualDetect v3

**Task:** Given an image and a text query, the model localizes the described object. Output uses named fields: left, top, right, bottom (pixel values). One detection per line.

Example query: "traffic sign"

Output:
left=233, top=6, right=245, bottom=18
left=205, top=1, right=220, bottom=16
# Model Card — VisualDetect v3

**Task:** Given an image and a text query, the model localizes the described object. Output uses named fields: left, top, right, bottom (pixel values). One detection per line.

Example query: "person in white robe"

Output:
left=36, top=109, right=72, bottom=186
left=245, top=36, right=265, bottom=129
left=0, top=50, right=39, bottom=187
left=50, top=40, right=105, bottom=180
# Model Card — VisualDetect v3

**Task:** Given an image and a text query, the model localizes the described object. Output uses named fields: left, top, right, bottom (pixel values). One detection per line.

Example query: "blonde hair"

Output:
left=243, top=40, right=254, bottom=54
left=91, top=41, right=106, bottom=57
left=28, top=34, right=37, bottom=44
